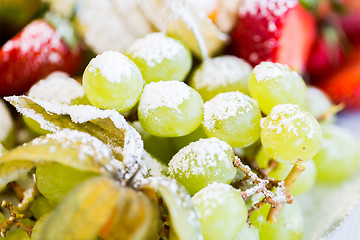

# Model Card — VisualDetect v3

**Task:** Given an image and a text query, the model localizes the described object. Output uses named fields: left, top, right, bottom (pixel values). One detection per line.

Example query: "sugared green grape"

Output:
left=168, top=138, right=236, bottom=195
left=0, top=99, right=15, bottom=149
left=35, top=163, right=98, bottom=202
left=191, top=183, right=247, bottom=240
left=304, top=86, right=333, bottom=120
left=142, top=151, right=168, bottom=177
left=314, top=124, right=360, bottom=182
left=256, top=147, right=317, bottom=195
left=189, top=56, right=252, bottom=101
left=138, top=81, right=203, bottom=137
left=202, top=91, right=261, bottom=148
left=233, top=223, right=259, bottom=240
left=249, top=203, right=304, bottom=240
left=30, top=196, right=57, bottom=220
left=126, top=32, right=192, bottom=84
left=83, top=51, right=143, bottom=112
left=260, top=104, right=322, bottom=164
left=249, top=62, right=306, bottom=115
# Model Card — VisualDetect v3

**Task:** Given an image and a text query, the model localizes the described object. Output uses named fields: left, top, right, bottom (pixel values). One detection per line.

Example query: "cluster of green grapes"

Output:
left=1, top=32, right=359, bottom=240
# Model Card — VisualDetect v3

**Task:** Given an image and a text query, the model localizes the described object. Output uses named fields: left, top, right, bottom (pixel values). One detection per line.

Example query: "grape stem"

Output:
left=0, top=185, right=39, bottom=237
left=317, top=103, right=344, bottom=122
left=267, top=164, right=305, bottom=223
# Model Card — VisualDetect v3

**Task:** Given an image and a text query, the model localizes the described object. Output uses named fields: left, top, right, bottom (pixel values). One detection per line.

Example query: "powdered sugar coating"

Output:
left=87, top=51, right=136, bottom=83
left=28, top=72, right=85, bottom=105
left=0, top=100, right=14, bottom=141
left=261, top=104, right=318, bottom=138
left=127, top=32, right=185, bottom=67
left=75, top=0, right=152, bottom=54
left=260, top=103, right=322, bottom=163
left=31, top=129, right=115, bottom=168
left=203, top=91, right=258, bottom=129
left=139, top=81, right=191, bottom=115
left=252, top=62, right=300, bottom=83
left=169, top=137, right=233, bottom=177
left=239, top=0, right=297, bottom=17
left=191, top=56, right=252, bottom=91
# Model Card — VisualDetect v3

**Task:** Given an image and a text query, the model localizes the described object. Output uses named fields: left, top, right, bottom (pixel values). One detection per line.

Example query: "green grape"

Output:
left=126, top=32, right=192, bottom=84
left=260, top=104, right=322, bottom=164
left=304, top=86, right=334, bottom=122
left=249, top=203, right=304, bottom=240
left=202, top=91, right=261, bottom=148
left=191, top=183, right=247, bottom=240
left=3, top=229, right=30, bottom=240
left=31, top=213, right=50, bottom=240
left=168, top=137, right=236, bottom=195
left=0, top=99, right=15, bottom=149
left=189, top=56, right=252, bottom=101
left=83, top=51, right=144, bottom=112
left=138, top=81, right=203, bottom=137
left=30, top=196, right=57, bottom=220
left=256, top=147, right=317, bottom=195
left=233, top=223, right=259, bottom=240
left=24, top=71, right=90, bottom=135
left=35, top=163, right=99, bottom=202
left=314, top=124, right=360, bottom=182
left=132, top=121, right=178, bottom=164
left=172, top=126, right=208, bottom=152
left=249, top=62, right=306, bottom=115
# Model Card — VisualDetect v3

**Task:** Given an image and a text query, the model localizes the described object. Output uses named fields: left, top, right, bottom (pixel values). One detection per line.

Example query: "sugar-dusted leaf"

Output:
left=5, top=96, right=145, bottom=180
left=0, top=130, right=121, bottom=189
left=140, top=177, right=203, bottom=240
left=34, top=177, right=121, bottom=240
left=165, top=0, right=228, bottom=59
left=106, top=188, right=160, bottom=240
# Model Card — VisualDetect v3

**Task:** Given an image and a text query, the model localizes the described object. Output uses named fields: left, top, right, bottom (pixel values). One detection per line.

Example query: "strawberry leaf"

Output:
left=0, top=130, right=120, bottom=189
left=140, top=177, right=203, bottom=240
left=5, top=96, right=145, bottom=180
left=33, top=177, right=121, bottom=240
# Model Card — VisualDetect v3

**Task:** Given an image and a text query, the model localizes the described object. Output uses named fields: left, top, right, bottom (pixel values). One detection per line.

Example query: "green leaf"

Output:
left=140, top=177, right=203, bottom=240
left=5, top=96, right=145, bottom=180
left=107, top=188, right=160, bottom=240
left=35, top=177, right=122, bottom=240
left=0, top=130, right=119, bottom=188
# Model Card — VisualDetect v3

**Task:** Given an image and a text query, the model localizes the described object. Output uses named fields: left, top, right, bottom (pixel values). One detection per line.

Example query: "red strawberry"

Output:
left=306, top=27, right=346, bottom=81
left=228, top=0, right=316, bottom=72
left=0, top=18, right=82, bottom=97
left=318, top=46, right=360, bottom=109
left=336, top=11, right=360, bottom=45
